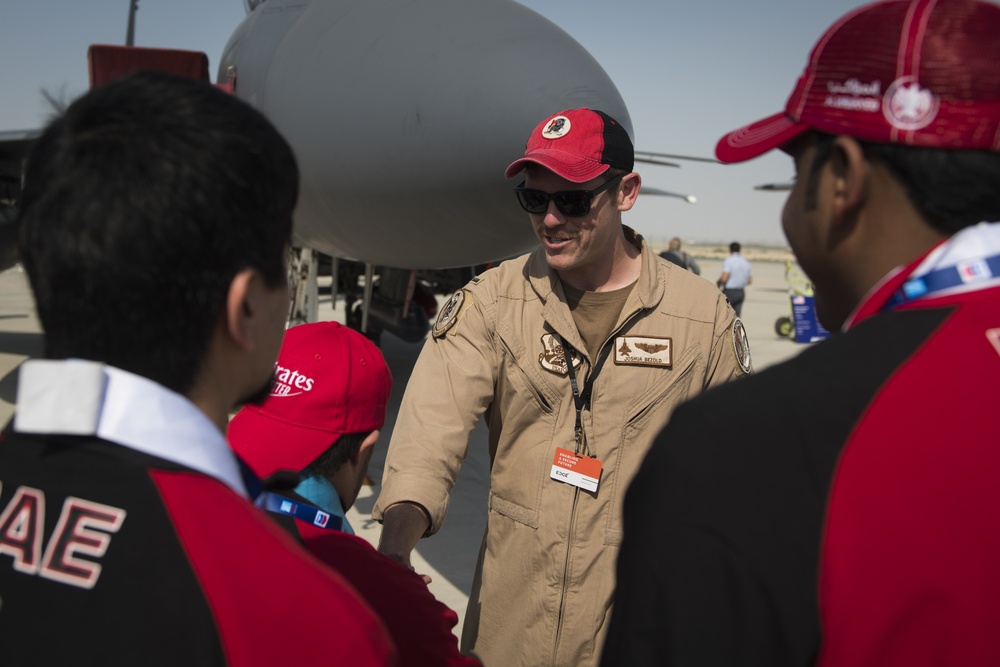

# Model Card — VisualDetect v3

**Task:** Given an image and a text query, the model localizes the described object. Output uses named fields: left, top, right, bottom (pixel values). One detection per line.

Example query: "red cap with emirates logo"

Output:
left=227, top=321, right=392, bottom=478
left=505, top=108, right=634, bottom=183
left=716, top=0, right=1000, bottom=163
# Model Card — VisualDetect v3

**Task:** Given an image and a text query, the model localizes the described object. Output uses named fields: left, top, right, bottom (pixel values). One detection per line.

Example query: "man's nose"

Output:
left=541, top=200, right=565, bottom=227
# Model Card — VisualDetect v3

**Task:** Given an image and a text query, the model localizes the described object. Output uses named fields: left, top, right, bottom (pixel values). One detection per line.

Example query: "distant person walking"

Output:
left=718, top=241, right=752, bottom=316
left=658, top=237, right=701, bottom=274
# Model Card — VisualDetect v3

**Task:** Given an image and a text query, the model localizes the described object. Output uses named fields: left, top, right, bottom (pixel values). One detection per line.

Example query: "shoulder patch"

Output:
left=732, top=317, right=753, bottom=374
left=433, top=290, right=465, bottom=338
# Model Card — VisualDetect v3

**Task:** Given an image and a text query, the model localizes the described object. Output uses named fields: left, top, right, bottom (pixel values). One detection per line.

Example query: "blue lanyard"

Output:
left=257, top=491, right=344, bottom=531
left=886, top=253, right=1000, bottom=309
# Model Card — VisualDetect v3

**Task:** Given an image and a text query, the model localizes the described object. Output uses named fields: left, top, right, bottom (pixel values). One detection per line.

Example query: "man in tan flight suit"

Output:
left=373, top=108, right=752, bottom=667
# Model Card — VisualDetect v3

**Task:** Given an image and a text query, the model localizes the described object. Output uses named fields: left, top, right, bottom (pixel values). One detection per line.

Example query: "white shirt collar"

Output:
left=909, top=220, right=1000, bottom=279
left=13, top=359, right=248, bottom=498
left=843, top=221, right=1000, bottom=330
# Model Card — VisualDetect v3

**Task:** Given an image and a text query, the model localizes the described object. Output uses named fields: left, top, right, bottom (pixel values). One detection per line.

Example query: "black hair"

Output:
left=308, top=432, right=369, bottom=478
left=18, top=70, right=298, bottom=394
left=808, top=132, right=1000, bottom=234
left=729, top=242, right=741, bottom=253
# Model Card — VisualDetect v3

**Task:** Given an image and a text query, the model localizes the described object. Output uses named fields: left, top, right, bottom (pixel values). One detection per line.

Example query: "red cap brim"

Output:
left=504, top=152, right=610, bottom=183
left=715, top=112, right=809, bottom=164
left=227, top=406, right=340, bottom=479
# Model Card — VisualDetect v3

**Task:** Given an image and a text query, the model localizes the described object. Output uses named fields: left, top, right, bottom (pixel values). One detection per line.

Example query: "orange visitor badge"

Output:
left=550, top=447, right=602, bottom=492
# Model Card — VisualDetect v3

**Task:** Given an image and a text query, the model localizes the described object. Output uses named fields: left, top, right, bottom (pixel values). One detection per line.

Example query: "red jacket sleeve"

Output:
left=152, top=470, right=397, bottom=666
left=297, top=520, right=480, bottom=667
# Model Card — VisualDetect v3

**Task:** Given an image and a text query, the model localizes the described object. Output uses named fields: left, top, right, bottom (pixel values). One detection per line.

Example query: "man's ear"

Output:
left=829, top=136, right=869, bottom=226
left=224, top=268, right=261, bottom=353
left=351, top=429, right=380, bottom=465
left=618, top=172, right=642, bottom=212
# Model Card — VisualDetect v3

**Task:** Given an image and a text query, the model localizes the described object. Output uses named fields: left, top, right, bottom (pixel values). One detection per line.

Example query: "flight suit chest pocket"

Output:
left=494, top=321, right=560, bottom=415
left=621, top=342, right=701, bottom=429
left=489, top=322, right=566, bottom=517
left=600, top=344, right=702, bottom=545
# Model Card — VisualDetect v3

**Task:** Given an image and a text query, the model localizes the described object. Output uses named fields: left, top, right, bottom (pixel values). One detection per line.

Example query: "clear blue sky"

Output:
left=1, top=0, right=871, bottom=246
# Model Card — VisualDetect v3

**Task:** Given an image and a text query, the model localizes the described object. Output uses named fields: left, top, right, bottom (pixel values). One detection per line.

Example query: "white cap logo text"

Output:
left=271, top=364, right=315, bottom=397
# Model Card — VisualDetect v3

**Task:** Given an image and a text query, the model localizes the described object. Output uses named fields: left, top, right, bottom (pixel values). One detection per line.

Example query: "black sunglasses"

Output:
left=514, top=173, right=625, bottom=217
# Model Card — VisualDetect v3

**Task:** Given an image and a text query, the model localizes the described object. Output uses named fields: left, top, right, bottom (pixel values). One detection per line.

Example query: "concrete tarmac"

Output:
left=0, top=256, right=820, bottom=642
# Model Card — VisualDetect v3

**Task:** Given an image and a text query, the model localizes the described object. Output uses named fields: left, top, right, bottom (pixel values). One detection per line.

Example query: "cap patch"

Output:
left=732, top=318, right=753, bottom=374
left=882, top=77, right=939, bottom=131
left=613, top=336, right=672, bottom=368
left=538, top=333, right=583, bottom=376
left=542, top=116, right=571, bottom=139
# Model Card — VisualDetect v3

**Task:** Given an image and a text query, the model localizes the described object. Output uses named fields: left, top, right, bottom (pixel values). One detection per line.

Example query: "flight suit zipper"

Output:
left=550, top=303, right=645, bottom=663
left=552, top=486, right=581, bottom=665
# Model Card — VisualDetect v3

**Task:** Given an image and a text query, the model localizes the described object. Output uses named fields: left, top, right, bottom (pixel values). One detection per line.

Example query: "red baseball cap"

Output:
left=227, top=322, right=393, bottom=478
left=716, top=0, right=1000, bottom=164
left=505, top=108, right=634, bottom=183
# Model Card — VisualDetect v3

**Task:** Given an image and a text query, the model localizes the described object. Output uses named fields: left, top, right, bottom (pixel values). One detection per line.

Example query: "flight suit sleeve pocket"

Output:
left=604, top=528, right=623, bottom=547
left=488, top=492, right=539, bottom=530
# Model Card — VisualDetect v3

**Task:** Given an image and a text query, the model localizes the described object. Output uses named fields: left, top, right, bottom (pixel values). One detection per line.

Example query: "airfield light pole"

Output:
left=126, top=1, right=138, bottom=47
left=641, top=186, right=698, bottom=204
left=665, top=192, right=697, bottom=204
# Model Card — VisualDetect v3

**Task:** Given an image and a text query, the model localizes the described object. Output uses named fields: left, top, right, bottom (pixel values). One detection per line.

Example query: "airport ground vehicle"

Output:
left=775, top=261, right=831, bottom=343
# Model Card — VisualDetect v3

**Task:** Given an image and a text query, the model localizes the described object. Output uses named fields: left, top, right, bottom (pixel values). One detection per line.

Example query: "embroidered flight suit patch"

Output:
left=732, top=318, right=753, bottom=374
left=432, top=290, right=470, bottom=338
left=614, top=336, right=672, bottom=367
left=538, top=333, right=583, bottom=376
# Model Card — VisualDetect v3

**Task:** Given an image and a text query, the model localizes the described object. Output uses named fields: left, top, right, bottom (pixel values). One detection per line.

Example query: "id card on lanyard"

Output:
left=550, top=447, right=602, bottom=492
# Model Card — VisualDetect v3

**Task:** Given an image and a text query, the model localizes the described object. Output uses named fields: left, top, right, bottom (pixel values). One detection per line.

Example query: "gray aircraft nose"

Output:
left=220, top=0, right=631, bottom=269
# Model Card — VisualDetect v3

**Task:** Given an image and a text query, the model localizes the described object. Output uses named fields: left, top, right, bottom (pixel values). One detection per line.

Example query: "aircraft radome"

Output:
left=223, top=0, right=631, bottom=271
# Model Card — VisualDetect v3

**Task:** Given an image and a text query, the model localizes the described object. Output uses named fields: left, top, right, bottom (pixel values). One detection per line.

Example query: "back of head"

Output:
left=716, top=0, right=1000, bottom=233
left=18, top=70, right=298, bottom=394
left=730, top=242, right=741, bottom=254
left=228, top=321, right=393, bottom=479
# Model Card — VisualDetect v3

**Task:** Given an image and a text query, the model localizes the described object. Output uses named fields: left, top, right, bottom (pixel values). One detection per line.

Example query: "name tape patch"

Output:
left=613, top=336, right=672, bottom=367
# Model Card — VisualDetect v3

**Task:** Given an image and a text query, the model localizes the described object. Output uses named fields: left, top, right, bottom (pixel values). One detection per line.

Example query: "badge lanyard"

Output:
left=256, top=491, right=344, bottom=531
left=559, top=335, right=612, bottom=457
left=552, top=336, right=609, bottom=492
left=885, top=252, right=1000, bottom=309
